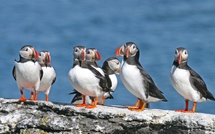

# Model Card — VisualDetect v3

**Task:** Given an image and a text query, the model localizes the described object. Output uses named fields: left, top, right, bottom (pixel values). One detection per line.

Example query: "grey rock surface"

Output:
left=0, top=98, right=214, bottom=134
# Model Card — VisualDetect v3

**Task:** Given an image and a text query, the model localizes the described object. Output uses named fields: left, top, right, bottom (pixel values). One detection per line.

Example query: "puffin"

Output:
left=12, top=45, right=43, bottom=101
left=71, top=57, right=121, bottom=105
left=68, top=46, right=111, bottom=108
left=37, top=51, right=56, bottom=101
left=170, top=47, right=215, bottom=113
left=99, top=57, right=121, bottom=104
left=115, top=42, right=167, bottom=111
left=70, top=47, right=102, bottom=105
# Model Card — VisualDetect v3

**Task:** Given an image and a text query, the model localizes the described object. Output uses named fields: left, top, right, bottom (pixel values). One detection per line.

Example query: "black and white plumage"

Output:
left=38, top=51, right=56, bottom=101
left=170, top=47, right=215, bottom=113
left=70, top=48, right=102, bottom=105
left=71, top=57, right=121, bottom=105
left=116, top=42, right=167, bottom=111
left=68, top=46, right=111, bottom=108
left=99, top=57, right=120, bottom=104
left=12, top=45, right=43, bottom=101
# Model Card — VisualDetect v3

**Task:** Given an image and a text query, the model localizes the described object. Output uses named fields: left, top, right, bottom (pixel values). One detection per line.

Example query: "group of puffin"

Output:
left=13, top=45, right=56, bottom=102
left=12, top=42, right=215, bottom=113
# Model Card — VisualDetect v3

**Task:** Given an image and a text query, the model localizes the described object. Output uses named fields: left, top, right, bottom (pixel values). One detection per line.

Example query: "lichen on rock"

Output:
left=0, top=98, right=214, bottom=134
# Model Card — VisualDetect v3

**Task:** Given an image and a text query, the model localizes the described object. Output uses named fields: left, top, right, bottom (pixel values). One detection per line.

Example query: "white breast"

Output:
left=68, top=65, right=103, bottom=97
left=15, top=61, right=41, bottom=91
left=120, top=62, right=147, bottom=101
left=38, top=66, right=56, bottom=94
left=170, top=65, right=203, bottom=102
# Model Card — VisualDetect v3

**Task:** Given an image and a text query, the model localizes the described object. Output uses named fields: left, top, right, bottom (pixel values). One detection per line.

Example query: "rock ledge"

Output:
left=0, top=98, right=214, bottom=134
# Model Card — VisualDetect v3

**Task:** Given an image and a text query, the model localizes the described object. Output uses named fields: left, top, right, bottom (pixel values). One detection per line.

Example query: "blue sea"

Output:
left=0, top=0, right=215, bottom=114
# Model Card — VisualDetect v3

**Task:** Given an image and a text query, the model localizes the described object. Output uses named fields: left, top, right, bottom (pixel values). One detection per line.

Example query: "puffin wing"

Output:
left=12, top=66, right=16, bottom=80
left=188, top=67, right=215, bottom=100
left=40, top=68, right=43, bottom=80
left=87, top=64, right=111, bottom=92
left=71, top=92, right=83, bottom=103
left=52, top=77, right=56, bottom=85
left=137, top=63, right=167, bottom=101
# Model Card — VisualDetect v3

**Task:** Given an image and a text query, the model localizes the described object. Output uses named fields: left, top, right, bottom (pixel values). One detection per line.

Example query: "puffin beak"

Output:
left=95, top=50, right=101, bottom=60
left=125, top=46, right=131, bottom=58
left=115, top=68, right=120, bottom=75
left=177, top=52, right=182, bottom=64
left=81, top=49, right=86, bottom=61
left=45, top=53, right=51, bottom=63
left=115, top=45, right=124, bottom=56
left=32, top=49, right=39, bottom=59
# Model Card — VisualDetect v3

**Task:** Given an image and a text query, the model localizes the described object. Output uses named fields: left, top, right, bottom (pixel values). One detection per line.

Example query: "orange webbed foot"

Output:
left=128, top=107, right=142, bottom=112
left=85, top=97, right=98, bottom=109
left=76, top=103, right=87, bottom=107
left=175, top=110, right=195, bottom=113
left=30, top=97, right=37, bottom=101
left=85, top=104, right=97, bottom=109
left=19, top=97, right=27, bottom=102
left=127, top=105, right=139, bottom=109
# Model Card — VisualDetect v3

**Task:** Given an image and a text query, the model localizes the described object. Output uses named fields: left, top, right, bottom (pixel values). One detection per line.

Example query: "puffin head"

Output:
left=38, top=51, right=51, bottom=65
left=105, top=57, right=121, bottom=75
left=19, top=45, right=39, bottom=60
left=86, top=48, right=101, bottom=62
left=73, top=46, right=86, bottom=61
left=115, top=42, right=139, bottom=58
left=174, top=47, right=189, bottom=65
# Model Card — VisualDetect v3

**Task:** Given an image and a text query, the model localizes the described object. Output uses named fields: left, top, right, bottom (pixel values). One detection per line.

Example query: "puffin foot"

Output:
left=30, top=92, right=37, bottom=101
left=19, top=97, right=27, bottom=102
left=30, top=96, right=37, bottom=101
left=76, top=103, right=87, bottom=107
left=85, top=97, right=98, bottom=109
left=127, top=106, right=138, bottom=109
left=128, top=107, right=144, bottom=112
left=85, top=104, right=96, bottom=109
left=128, top=100, right=146, bottom=112
left=175, top=110, right=195, bottom=113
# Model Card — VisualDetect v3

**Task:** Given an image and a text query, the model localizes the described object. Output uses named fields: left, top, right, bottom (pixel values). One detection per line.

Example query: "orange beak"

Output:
left=95, top=50, right=101, bottom=60
left=177, top=52, right=182, bottom=64
left=125, top=46, right=130, bottom=58
left=81, top=49, right=86, bottom=61
left=45, top=53, right=51, bottom=63
left=115, top=45, right=124, bottom=56
left=33, top=49, right=39, bottom=59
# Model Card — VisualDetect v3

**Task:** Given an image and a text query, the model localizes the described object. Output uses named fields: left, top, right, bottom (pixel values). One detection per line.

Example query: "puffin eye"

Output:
left=116, top=61, right=119, bottom=65
left=87, top=51, right=90, bottom=54
left=184, top=51, right=187, bottom=54
left=133, top=45, right=136, bottom=49
left=75, top=48, right=78, bottom=52
left=25, top=48, right=28, bottom=51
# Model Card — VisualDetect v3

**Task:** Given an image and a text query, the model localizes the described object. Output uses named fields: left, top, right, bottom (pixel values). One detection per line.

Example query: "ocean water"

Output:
left=0, top=0, right=215, bottom=114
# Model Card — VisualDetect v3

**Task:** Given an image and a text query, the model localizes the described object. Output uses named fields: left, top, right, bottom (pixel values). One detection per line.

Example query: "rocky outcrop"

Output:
left=0, top=98, right=214, bottom=134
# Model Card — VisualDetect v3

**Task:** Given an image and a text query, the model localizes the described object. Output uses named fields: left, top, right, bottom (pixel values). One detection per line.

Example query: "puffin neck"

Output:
left=19, top=56, right=36, bottom=63
left=173, top=60, right=188, bottom=69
